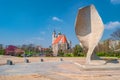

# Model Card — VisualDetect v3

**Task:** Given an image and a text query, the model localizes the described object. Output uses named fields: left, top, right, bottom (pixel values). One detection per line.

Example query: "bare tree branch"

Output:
left=111, top=28, right=120, bottom=40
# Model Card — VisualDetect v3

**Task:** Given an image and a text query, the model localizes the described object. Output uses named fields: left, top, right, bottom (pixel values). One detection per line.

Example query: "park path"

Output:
left=0, top=58, right=120, bottom=80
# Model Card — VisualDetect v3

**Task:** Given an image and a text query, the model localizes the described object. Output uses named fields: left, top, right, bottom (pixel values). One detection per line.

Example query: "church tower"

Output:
left=52, top=30, right=72, bottom=56
left=52, top=30, right=56, bottom=44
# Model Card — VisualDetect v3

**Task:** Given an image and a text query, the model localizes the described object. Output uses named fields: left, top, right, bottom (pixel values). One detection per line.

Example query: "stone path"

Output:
left=0, top=60, right=120, bottom=80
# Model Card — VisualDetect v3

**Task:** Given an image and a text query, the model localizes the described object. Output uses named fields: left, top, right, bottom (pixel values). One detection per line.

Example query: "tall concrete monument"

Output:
left=75, top=4, right=104, bottom=65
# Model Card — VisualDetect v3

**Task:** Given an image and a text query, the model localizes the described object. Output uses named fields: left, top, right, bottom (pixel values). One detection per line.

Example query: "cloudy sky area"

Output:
left=0, top=0, right=120, bottom=47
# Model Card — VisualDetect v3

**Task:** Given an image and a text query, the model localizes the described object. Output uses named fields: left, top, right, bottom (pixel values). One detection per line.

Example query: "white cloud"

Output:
left=23, top=37, right=45, bottom=44
left=24, top=40, right=34, bottom=44
left=105, top=21, right=120, bottom=29
left=40, top=31, right=45, bottom=35
left=32, top=37, right=45, bottom=41
left=52, top=16, right=63, bottom=22
left=111, top=0, right=120, bottom=4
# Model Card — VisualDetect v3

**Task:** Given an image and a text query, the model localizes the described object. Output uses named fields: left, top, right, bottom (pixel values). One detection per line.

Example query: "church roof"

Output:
left=52, top=35, right=68, bottom=45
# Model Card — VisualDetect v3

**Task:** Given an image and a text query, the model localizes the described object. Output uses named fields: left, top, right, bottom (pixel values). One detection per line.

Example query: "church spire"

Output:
left=52, top=30, right=56, bottom=44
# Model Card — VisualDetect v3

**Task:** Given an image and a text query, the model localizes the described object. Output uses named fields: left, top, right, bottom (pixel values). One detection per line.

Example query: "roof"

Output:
left=15, top=49, right=24, bottom=53
left=5, top=46, right=24, bottom=55
left=5, top=45, right=17, bottom=52
left=52, top=35, right=68, bottom=45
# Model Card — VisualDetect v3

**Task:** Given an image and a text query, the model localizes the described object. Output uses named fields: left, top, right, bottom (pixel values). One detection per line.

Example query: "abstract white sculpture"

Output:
left=75, top=4, right=105, bottom=65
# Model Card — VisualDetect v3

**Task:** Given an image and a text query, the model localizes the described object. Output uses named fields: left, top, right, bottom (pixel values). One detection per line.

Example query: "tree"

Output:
left=0, top=44, right=4, bottom=55
left=103, top=39, right=111, bottom=52
left=0, top=49, right=5, bottom=55
left=0, top=44, right=3, bottom=50
left=44, top=48, right=53, bottom=57
left=57, top=49, right=64, bottom=57
left=110, top=28, right=120, bottom=51
left=111, top=28, right=120, bottom=40
left=73, top=44, right=83, bottom=56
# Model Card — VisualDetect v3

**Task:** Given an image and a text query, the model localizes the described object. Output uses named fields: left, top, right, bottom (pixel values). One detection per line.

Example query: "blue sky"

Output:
left=0, top=0, right=120, bottom=47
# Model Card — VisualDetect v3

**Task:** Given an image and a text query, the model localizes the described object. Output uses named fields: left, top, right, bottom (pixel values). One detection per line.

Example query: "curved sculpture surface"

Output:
left=75, top=4, right=104, bottom=64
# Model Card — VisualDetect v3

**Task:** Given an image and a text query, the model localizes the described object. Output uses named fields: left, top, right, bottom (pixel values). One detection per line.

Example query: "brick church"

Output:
left=52, top=30, right=71, bottom=56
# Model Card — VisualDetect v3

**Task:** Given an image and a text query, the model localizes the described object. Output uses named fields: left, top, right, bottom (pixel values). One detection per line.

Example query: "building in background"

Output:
left=52, top=30, right=71, bottom=56
left=5, top=45, right=24, bottom=56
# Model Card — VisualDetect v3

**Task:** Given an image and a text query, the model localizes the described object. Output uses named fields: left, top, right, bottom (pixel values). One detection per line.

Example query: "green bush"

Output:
left=76, top=52, right=85, bottom=57
left=115, top=52, right=120, bottom=58
left=57, top=49, right=64, bottom=57
left=73, top=44, right=83, bottom=56
left=118, top=55, right=120, bottom=58
left=97, top=51, right=120, bottom=57
left=97, top=52, right=106, bottom=56
left=64, top=53, right=74, bottom=57
left=0, top=49, right=5, bottom=55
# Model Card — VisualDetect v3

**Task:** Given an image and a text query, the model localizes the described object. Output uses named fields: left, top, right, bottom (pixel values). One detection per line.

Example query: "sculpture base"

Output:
left=88, top=60, right=106, bottom=65
left=75, top=60, right=120, bottom=70
left=86, top=53, right=106, bottom=65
